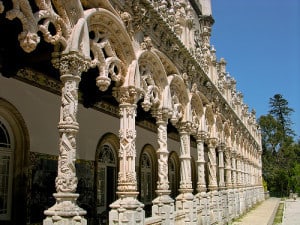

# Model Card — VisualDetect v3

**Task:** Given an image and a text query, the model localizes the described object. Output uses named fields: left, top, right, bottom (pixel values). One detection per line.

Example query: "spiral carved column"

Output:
left=152, top=110, right=174, bottom=225
left=43, top=52, right=90, bottom=225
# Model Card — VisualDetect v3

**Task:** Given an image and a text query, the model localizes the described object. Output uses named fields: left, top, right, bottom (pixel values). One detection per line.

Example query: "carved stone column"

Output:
left=43, top=52, right=90, bottom=225
left=231, top=152, right=237, bottom=188
left=152, top=109, right=174, bottom=225
left=224, top=147, right=233, bottom=220
left=218, top=143, right=225, bottom=189
left=236, top=155, right=241, bottom=187
left=195, top=132, right=208, bottom=225
left=231, top=151, right=238, bottom=217
left=176, top=124, right=197, bottom=225
left=196, top=133, right=207, bottom=193
left=207, top=138, right=218, bottom=191
left=110, top=87, right=144, bottom=225
left=224, top=147, right=232, bottom=189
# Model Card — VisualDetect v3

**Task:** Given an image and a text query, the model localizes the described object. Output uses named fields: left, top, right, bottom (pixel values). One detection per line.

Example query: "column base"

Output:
left=176, top=192, right=197, bottom=225
left=208, top=190, right=219, bottom=224
left=43, top=193, right=86, bottom=225
left=109, top=193, right=145, bottom=225
left=195, top=192, right=210, bottom=225
left=152, top=192, right=175, bottom=225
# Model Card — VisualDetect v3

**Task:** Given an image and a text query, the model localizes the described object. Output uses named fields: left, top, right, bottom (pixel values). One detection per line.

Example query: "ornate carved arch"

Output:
left=190, top=83, right=204, bottom=134
left=168, top=74, right=189, bottom=124
left=85, top=8, right=136, bottom=92
left=224, top=121, right=231, bottom=142
left=137, top=50, right=171, bottom=111
left=215, top=114, right=223, bottom=140
left=205, top=104, right=214, bottom=136
left=152, top=49, right=180, bottom=75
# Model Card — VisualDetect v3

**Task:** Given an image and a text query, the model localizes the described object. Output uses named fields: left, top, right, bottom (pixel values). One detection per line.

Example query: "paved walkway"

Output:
left=232, top=197, right=280, bottom=225
left=282, top=197, right=300, bottom=225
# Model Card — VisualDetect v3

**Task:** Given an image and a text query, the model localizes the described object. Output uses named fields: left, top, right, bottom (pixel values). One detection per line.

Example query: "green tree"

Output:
left=269, top=94, right=295, bottom=138
left=259, top=94, right=299, bottom=197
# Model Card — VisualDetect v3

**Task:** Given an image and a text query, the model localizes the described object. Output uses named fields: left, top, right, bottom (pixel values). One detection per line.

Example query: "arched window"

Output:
left=168, top=152, right=179, bottom=199
left=191, top=156, right=197, bottom=194
left=0, top=118, right=13, bottom=220
left=139, top=145, right=156, bottom=217
left=96, top=143, right=117, bottom=223
left=140, top=152, right=152, bottom=204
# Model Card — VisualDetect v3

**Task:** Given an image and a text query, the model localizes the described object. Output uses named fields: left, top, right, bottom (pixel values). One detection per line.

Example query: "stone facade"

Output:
left=0, top=0, right=264, bottom=225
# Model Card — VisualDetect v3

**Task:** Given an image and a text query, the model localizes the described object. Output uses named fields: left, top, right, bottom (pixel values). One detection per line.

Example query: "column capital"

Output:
left=113, top=86, right=142, bottom=105
left=178, top=121, right=193, bottom=134
left=196, top=130, right=207, bottom=142
left=52, top=52, right=90, bottom=77
left=207, top=137, right=218, bottom=148
left=152, top=108, right=169, bottom=124
left=217, top=142, right=226, bottom=152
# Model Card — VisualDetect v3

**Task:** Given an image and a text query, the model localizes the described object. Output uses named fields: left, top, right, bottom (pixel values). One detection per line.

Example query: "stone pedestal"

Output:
left=152, top=192, right=175, bottom=225
left=44, top=193, right=87, bottom=225
left=208, top=191, right=219, bottom=224
left=196, top=192, right=210, bottom=225
left=109, top=194, right=144, bottom=225
left=176, top=192, right=197, bottom=225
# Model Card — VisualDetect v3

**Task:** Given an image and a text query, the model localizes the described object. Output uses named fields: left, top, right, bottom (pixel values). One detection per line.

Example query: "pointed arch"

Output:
left=190, top=83, right=204, bottom=133
left=152, top=49, right=180, bottom=75
left=216, top=114, right=223, bottom=139
left=137, top=50, right=172, bottom=111
left=168, top=74, right=189, bottom=124
left=85, top=8, right=136, bottom=91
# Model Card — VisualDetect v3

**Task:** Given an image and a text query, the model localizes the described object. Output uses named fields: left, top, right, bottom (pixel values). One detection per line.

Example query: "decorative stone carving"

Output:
left=207, top=138, right=218, bottom=190
left=218, top=143, right=225, bottom=189
left=140, top=65, right=160, bottom=111
left=170, top=94, right=183, bottom=124
left=43, top=51, right=90, bottom=225
left=89, top=32, right=123, bottom=91
left=4, top=0, right=86, bottom=53
left=152, top=110, right=175, bottom=225
left=196, top=134, right=207, bottom=193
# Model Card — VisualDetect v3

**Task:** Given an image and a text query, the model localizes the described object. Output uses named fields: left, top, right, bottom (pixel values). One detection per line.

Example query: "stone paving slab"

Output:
left=282, top=198, right=300, bottom=225
left=231, top=197, right=280, bottom=225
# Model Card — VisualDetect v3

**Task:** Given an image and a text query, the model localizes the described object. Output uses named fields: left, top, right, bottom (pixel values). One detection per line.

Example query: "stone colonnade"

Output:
left=0, top=0, right=264, bottom=224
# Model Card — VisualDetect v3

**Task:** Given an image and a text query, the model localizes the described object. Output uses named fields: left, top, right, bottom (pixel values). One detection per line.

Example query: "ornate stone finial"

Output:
left=219, top=58, right=227, bottom=74
left=140, top=36, right=153, bottom=50
left=121, top=11, right=133, bottom=36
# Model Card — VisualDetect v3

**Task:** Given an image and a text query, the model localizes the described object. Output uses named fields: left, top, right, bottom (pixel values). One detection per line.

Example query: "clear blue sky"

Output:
left=210, top=0, right=300, bottom=140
